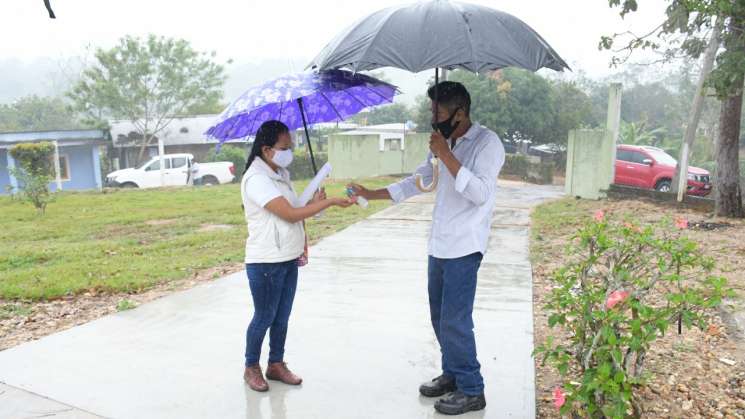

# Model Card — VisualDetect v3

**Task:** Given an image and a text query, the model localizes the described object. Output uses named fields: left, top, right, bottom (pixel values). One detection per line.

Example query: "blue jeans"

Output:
left=245, top=260, right=298, bottom=366
left=428, top=252, right=484, bottom=396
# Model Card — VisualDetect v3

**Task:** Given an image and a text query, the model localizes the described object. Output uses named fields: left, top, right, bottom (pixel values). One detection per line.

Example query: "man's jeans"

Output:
left=244, top=260, right=298, bottom=366
left=428, top=252, right=484, bottom=396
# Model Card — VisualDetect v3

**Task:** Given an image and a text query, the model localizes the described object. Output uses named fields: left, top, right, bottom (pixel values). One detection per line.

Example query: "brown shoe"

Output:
left=266, top=362, right=303, bottom=385
left=244, top=364, right=269, bottom=392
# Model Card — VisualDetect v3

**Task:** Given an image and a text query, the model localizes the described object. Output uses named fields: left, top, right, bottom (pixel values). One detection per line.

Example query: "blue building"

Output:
left=0, top=129, right=110, bottom=195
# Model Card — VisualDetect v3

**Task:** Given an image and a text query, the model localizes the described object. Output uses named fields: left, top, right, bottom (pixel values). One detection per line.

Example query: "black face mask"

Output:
left=432, top=109, right=460, bottom=140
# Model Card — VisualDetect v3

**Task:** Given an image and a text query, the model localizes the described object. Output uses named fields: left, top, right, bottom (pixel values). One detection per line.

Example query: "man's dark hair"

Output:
left=427, top=81, right=471, bottom=116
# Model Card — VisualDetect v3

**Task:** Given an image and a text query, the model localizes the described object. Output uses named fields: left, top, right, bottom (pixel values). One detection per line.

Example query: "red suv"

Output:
left=614, top=144, right=712, bottom=196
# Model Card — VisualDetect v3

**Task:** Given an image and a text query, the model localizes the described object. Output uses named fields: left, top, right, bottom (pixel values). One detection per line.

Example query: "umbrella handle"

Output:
left=415, top=158, right=439, bottom=192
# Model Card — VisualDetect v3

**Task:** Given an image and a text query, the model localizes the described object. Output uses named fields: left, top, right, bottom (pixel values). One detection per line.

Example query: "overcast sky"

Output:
left=0, top=0, right=670, bottom=104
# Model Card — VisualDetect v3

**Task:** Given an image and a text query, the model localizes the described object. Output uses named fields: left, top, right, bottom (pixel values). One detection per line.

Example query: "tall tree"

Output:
left=603, top=0, right=745, bottom=217
left=0, top=95, right=79, bottom=131
left=68, top=35, right=228, bottom=165
left=414, top=69, right=595, bottom=145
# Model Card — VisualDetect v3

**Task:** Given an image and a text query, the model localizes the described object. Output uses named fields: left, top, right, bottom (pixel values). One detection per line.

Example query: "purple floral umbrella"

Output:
left=205, top=69, right=399, bottom=173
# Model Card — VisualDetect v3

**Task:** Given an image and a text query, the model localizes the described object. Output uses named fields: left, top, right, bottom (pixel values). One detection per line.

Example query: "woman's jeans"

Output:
left=244, top=260, right=298, bottom=366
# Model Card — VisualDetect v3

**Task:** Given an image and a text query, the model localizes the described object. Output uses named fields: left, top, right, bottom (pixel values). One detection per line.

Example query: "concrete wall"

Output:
left=565, top=129, right=612, bottom=200
left=328, top=133, right=429, bottom=179
left=48, top=145, right=99, bottom=192
left=564, top=84, right=622, bottom=200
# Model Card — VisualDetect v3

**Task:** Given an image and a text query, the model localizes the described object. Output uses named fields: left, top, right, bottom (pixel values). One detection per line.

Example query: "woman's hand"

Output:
left=310, top=187, right=327, bottom=204
left=328, top=197, right=355, bottom=208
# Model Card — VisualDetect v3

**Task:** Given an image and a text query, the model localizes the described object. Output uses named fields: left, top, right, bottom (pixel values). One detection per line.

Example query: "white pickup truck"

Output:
left=105, top=153, right=235, bottom=188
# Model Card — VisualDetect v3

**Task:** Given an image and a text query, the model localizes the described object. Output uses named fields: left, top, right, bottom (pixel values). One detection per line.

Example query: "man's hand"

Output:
left=347, top=182, right=392, bottom=201
left=430, top=131, right=451, bottom=159
left=347, top=183, right=371, bottom=199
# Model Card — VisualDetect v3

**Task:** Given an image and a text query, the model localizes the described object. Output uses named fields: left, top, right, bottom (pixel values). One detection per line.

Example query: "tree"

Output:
left=0, top=95, right=79, bottom=131
left=603, top=0, right=745, bottom=217
left=9, top=142, right=55, bottom=214
left=68, top=35, right=228, bottom=165
left=414, top=69, right=596, bottom=145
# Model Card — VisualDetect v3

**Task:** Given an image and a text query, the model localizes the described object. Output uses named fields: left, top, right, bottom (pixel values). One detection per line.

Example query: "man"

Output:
left=349, top=81, right=505, bottom=416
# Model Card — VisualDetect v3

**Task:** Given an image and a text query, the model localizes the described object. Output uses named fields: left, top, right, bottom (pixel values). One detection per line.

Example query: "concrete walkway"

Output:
left=0, top=181, right=563, bottom=419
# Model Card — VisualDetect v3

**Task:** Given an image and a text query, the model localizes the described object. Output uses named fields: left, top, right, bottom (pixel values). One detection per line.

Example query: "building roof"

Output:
left=0, top=129, right=110, bottom=149
left=109, top=115, right=248, bottom=148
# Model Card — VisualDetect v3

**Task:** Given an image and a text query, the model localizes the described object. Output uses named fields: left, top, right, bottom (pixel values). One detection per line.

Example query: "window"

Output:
left=48, top=154, right=70, bottom=181
left=629, top=151, right=648, bottom=164
left=171, top=157, right=188, bottom=168
left=617, top=150, right=633, bottom=162
left=145, top=159, right=171, bottom=171
left=383, top=138, right=402, bottom=151
left=57, top=155, right=70, bottom=180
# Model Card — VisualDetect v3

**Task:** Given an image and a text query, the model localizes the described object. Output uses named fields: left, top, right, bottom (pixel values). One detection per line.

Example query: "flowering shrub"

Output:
left=534, top=211, right=731, bottom=418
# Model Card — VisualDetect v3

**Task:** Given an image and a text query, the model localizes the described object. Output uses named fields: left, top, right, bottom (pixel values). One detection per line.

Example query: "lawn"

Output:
left=0, top=177, right=394, bottom=300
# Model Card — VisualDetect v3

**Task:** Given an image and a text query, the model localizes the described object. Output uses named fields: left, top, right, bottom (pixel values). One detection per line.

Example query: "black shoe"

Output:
left=434, top=390, right=486, bottom=415
left=419, top=374, right=457, bottom=397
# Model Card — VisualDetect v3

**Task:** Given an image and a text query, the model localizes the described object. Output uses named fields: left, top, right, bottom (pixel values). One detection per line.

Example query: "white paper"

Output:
left=298, top=162, right=332, bottom=206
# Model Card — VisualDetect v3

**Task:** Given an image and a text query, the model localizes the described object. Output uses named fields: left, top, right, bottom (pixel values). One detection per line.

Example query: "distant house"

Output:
left=0, top=129, right=110, bottom=195
left=328, top=123, right=429, bottom=179
left=109, top=115, right=249, bottom=169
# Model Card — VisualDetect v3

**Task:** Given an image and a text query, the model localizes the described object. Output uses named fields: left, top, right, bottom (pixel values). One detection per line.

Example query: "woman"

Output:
left=241, top=120, right=353, bottom=392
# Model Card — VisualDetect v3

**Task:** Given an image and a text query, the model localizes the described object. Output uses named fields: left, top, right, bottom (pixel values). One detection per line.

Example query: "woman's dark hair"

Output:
left=243, top=120, right=290, bottom=175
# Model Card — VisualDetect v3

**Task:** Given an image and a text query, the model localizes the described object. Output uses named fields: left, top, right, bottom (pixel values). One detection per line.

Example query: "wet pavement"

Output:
left=0, top=181, right=563, bottom=419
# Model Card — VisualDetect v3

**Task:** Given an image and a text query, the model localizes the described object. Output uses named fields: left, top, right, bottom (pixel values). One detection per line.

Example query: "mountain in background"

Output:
left=0, top=56, right=427, bottom=108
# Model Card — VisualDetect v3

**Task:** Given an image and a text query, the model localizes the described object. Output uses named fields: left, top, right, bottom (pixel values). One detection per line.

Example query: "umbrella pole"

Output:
left=297, top=98, right=318, bottom=175
left=415, top=68, right=440, bottom=193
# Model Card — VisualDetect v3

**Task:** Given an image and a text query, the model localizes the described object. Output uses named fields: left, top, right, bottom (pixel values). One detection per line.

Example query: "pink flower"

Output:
left=675, top=217, right=688, bottom=230
left=594, top=210, right=605, bottom=222
left=606, top=290, right=630, bottom=309
left=553, top=387, right=566, bottom=409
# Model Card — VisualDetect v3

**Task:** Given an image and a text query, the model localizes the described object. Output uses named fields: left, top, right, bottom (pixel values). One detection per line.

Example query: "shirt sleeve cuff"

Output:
left=454, top=167, right=474, bottom=193
left=386, top=183, right=405, bottom=203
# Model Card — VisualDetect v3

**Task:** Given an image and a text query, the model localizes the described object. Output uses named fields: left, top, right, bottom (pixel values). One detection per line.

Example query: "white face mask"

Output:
left=271, top=148, right=294, bottom=168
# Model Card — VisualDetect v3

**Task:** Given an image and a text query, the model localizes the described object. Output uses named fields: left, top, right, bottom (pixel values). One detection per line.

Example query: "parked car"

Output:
left=105, top=153, right=235, bottom=188
left=614, top=144, right=712, bottom=196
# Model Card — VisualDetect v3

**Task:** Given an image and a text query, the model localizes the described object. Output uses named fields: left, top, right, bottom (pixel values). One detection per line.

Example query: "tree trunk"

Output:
left=715, top=86, right=744, bottom=217
left=136, top=134, right=151, bottom=167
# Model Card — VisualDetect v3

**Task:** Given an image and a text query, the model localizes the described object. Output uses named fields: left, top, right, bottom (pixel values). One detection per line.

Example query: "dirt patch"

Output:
left=0, top=263, right=243, bottom=351
left=197, top=224, right=235, bottom=233
left=145, top=219, right=178, bottom=226
left=532, top=198, right=745, bottom=418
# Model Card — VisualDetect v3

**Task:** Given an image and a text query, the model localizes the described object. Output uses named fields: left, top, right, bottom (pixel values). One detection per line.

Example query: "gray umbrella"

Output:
left=309, top=0, right=569, bottom=192
left=308, top=0, right=569, bottom=74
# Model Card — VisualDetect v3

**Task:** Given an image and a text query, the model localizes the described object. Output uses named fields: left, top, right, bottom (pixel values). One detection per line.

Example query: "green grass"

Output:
left=529, top=197, right=596, bottom=264
left=116, top=299, right=138, bottom=311
left=0, top=177, right=394, bottom=301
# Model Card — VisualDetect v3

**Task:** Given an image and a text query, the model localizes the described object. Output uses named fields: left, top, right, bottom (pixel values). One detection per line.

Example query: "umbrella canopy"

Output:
left=205, top=69, right=399, bottom=142
left=308, top=0, right=569, bottom=74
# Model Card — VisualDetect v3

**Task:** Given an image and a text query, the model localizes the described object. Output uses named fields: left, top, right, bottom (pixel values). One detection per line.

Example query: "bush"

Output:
left=503, top=154, right=529, bottom=178
left=9, top=142, right=55, bottom=176
left=535, top=212, right=730, bottom=418
left=9, top=142, right=56, bottom=214
left=206, top=145, right=247, bottom=183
